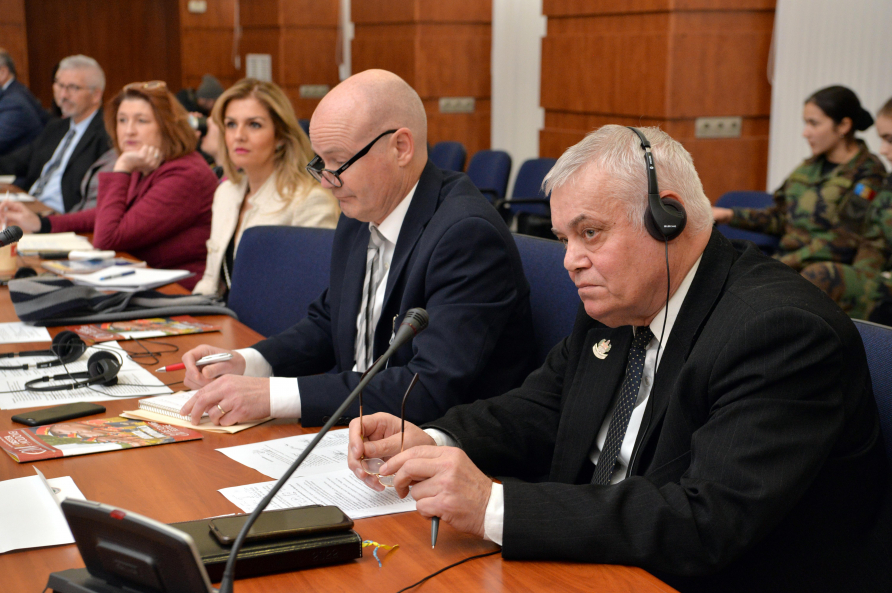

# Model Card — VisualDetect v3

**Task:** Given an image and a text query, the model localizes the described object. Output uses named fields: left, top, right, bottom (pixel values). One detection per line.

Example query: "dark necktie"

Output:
left=592, top=326, right=655, bottom=485
left=31, top=129, right=76, bottom=199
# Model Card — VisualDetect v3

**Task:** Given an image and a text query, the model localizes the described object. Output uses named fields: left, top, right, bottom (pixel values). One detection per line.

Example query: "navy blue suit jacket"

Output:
left=429, top=231, right=892, bottom=592
left=253, top=161, right=536, bottom=426
left=0, top=79, right=46, bottom=156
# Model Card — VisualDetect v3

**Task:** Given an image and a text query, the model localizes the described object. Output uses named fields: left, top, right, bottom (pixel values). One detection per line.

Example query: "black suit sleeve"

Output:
left=434, top=306, right=852, bottom=575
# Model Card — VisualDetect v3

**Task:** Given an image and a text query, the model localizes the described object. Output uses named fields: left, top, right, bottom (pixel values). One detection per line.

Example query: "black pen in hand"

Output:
left=431, top=516, right=439, bottom=548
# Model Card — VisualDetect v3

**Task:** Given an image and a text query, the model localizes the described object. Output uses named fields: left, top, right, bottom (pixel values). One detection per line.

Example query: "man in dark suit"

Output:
left=0, top=49, right=48, bottom=156
left=348, top=125, right=892, bottom=592
left=0, top=54, right=110, bottom=213
left=180, top=69, right=535, bottom=427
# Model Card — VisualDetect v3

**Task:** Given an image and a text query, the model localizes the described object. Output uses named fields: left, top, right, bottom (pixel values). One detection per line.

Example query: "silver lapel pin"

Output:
left=593, top=339, right=611, bottom=360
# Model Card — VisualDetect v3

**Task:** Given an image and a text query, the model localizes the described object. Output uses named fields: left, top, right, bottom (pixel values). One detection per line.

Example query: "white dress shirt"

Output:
left=426, top=254, right=702, bottom=545
left=29, top=109, right=98, bottom=213
left=238, top=182, right=419, bottom=418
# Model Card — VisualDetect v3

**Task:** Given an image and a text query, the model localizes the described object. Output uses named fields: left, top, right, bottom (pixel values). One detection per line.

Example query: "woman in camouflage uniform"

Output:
left=799, top=97, right=892, bottom=321
left=713, top=86, right=886, bottom=273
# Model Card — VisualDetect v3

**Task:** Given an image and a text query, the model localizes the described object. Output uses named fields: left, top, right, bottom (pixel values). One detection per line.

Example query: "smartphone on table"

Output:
left=11, top=402, right=107, bottom=426
left=209, top=505, right=353, bottom=545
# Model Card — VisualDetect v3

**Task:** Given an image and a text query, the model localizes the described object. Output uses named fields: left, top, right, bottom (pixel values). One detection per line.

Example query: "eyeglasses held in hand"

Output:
left=306, top=129, right=398, bottom=188
left=360, top=372, right=420, bottom=487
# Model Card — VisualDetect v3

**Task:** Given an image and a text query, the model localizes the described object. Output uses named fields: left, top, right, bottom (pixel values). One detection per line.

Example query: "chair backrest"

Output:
left=229, top=226, right=335, bottom=337
left=429, top=141, right=467, bottom=172
left=298, top=119, right=310, bottom=137
left=714, top=191, right=780, bottom=253
left=852, top=319, right=892, bottom=466
left=466, top=150, right=512, bottom=203
left=513, top=234, right=579, bottom=367
left=510, top=157, right=557, bottom=216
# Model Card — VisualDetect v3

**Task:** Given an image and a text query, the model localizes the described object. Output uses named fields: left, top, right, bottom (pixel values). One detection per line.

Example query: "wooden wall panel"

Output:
left=281, top=0, right=339, bottom=26
left=0, top=0, right=28, bottom=87
left=352, top=0, right=492, bottom=157
left=25, top=0, right=181, bottom=108
left=541, top=0, right=775, bottom=200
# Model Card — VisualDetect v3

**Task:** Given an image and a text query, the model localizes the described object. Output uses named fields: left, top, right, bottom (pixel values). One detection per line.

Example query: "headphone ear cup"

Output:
left=52, top=331, right=87, bottom=363
left=87, top=351, right=121, bottom=387
left=644, top=196, right=687, bottom=242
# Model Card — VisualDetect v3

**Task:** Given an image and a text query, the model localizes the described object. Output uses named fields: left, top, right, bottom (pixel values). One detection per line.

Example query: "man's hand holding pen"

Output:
left=347, top=412, right=492, bottom=541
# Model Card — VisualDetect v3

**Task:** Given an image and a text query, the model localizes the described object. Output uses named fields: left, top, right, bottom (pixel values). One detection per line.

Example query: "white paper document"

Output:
left=70, top=268, right=192, bottom=292
left=0, top=341, right=172, bottom=409
left=219, top=468, right=417, bottom=519
left=17, top=232, right=93, bottom=254
left=0, top=468, right=85, bottom=553
left=217, top=430, right=350, bottom=479
left=0, top=322, right=51, bottom=344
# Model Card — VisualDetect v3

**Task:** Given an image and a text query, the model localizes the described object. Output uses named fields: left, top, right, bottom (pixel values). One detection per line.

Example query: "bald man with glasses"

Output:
left=180, top=69, right=536, bottom=428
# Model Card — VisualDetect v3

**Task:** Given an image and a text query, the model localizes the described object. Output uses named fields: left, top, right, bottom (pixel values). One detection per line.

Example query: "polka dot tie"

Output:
left=591, top=327, right=654, bottom=485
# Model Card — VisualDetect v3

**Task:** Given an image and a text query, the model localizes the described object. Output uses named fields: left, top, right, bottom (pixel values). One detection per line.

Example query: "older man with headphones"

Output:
left=348, top=126, right=892, bottom=593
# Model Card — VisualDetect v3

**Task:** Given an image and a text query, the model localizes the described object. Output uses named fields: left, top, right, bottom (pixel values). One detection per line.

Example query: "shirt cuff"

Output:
left=269, top=377, right=301, bottom=418
left=423, top=428, right=458, bottom=448
left=483, top=483, right=504, bottom=545
left=237, top=348, right=273, bottom=377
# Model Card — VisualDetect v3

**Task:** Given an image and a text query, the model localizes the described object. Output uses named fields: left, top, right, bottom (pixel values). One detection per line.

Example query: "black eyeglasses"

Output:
left=306, top=129, right=398, bottom=188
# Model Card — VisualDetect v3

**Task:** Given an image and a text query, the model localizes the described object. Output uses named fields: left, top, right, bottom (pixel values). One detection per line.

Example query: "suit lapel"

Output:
left=550, top=325, right=633, bottom=484
left=68, top=108, right=103, bottom=162
left=373, top=161, right=441, bottom=354
left=634, top=230, right=736, bottom=468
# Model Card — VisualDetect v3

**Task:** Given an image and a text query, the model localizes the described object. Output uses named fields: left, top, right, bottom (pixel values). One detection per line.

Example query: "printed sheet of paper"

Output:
left=0, top=341, right=172, bottom=409
left=0, top=322, right=51, bottom=344
left=218, top=468, right=417, bottom=519
left=216, top=429, right=349, bottom=479
left=0, top=468, right=85, bottom=553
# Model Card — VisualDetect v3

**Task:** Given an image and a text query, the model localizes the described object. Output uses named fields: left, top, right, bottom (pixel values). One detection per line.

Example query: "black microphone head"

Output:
left=401, top=308, right=429, bottom=332
left=0, top=226, right=23, bottom=246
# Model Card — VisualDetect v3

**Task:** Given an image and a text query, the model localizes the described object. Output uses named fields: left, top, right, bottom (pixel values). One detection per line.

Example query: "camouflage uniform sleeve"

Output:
left=853, top=183, right=892, bottom=274
left=728, top=185, right=786, bottom=235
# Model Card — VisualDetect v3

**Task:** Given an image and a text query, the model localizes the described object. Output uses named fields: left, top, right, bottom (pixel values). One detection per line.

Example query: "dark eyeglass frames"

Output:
left=306, top=129, right=398, bottom=188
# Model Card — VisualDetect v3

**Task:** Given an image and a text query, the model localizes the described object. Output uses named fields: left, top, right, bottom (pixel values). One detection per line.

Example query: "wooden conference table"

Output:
left=0, top=274, right=677, bottom=592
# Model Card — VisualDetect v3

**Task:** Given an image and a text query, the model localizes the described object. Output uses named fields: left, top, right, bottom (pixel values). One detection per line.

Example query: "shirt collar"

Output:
left=70, top=108, right=98, bottom=134
left=647, top=253, right=703, bottom=346
left=370, top=181, right=419, bottom=246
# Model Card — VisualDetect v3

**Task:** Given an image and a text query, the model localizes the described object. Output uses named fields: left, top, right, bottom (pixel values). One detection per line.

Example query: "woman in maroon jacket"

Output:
left=2, top=81, right=216, bottom=290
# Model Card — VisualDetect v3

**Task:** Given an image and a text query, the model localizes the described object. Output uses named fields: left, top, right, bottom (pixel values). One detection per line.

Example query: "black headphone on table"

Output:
left=25, top=350, right=122, bottom=392
left=627, top=127, right=687, bottom=242
left=0, top=330, right=87, bottom=370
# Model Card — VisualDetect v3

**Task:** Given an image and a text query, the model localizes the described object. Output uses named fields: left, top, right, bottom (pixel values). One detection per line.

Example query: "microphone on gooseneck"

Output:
left=0, top=225, right=23, bottom=247
left=216, top=307, right=429, bottom=593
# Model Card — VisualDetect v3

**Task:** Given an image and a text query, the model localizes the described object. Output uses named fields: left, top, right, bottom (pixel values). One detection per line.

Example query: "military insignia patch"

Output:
left=593, top=339, right=611, bottom=360
left=854, top=182, right=876, bottom=201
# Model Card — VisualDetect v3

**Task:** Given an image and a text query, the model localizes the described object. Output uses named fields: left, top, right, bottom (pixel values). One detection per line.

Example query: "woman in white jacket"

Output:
left=192, top=78, right=338, bottom=296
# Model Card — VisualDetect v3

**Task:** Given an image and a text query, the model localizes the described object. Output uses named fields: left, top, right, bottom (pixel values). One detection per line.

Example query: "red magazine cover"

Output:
left=0, top=417, right=202, bottom=462
left=68, top=316, right=221, bottom=344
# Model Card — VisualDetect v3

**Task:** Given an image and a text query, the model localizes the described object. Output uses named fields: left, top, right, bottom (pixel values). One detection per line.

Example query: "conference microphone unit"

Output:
left=0, top=225, right=23, bottom=247
left=217, top=307, right=429, bottom=593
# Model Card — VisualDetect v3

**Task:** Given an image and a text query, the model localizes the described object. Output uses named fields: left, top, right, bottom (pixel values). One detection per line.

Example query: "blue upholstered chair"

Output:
left=513, top=233, right=579, bottom=367
left=466, top=150, right=512, bottom=203
left=714, top=191, right=780, bottom=255
left=228, top=226, right=335, bottom=337
left=852, top=319, right=892, bottom=468
left=429, top=141, right=467, bottom=172
left=497, top=158, right=558, bottom=239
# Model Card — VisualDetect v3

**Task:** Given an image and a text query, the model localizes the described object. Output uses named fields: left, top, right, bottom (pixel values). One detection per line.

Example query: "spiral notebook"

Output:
left=132, top=392, right=270, bottom=434
left=138, top=392, right=206, bottom=422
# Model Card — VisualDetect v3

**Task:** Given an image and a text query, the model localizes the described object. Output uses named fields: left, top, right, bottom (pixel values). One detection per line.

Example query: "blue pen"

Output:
left=99, top=269, right=136, bottom=281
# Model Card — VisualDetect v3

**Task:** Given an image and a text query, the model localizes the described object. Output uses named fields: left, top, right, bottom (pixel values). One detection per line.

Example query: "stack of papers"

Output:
left=0, top=467, right=84, bottom=553
left=216, top=431, right=417, bottom=520
left=17, top=233, right=93, bottom=255
left=69, top=268, right=193, bottom=292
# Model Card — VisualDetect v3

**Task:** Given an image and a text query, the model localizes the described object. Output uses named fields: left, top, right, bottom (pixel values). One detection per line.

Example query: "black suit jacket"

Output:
left=0, top=79, right=47, bottom=156
left=429, top=230, right=892, bottom=592
left=253, top=161, right=536, bottom=426
left=0, top=109, right=111, bottom=212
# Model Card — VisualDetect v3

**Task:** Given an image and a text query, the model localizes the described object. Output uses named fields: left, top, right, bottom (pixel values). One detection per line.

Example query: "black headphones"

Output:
left=627, top=127, right=687, bottom=242
left=0, top=330, right=87, bottom=370
left=25, top=350, right=122, bottom=392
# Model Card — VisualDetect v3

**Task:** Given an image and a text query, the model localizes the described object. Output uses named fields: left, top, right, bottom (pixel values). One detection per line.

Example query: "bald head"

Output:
left=308, top=70, right=429, bottom=224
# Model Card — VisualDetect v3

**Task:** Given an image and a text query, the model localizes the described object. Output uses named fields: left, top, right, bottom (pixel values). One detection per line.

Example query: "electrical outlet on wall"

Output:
left=439, top=97, right=475, bottom=114
left=695, top=117, right=742, bottom=138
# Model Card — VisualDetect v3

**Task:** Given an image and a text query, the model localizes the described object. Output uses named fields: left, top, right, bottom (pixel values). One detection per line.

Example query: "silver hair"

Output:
left=543, top=125, right=713, bottom=235
left=58, top=54, right=105, bottom=92
left=0, top=49, right=15, bottom=77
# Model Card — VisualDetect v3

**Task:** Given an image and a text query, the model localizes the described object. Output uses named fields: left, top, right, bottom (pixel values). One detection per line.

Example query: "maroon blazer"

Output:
left=48, top=151, right=216, bottom=290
